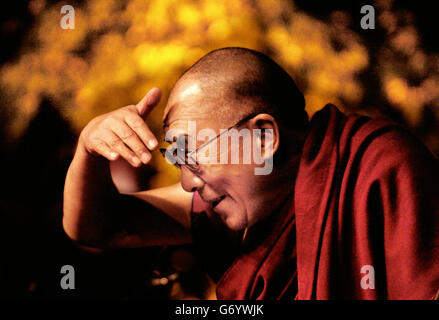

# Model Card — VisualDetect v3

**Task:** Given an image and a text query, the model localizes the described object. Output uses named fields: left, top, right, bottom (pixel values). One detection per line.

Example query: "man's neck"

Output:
left=250, top=152, right=299, bottom=229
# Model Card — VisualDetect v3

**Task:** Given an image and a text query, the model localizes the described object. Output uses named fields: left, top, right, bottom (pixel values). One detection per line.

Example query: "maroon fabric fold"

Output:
left=191, top=104, right=439, bottom=300
left=191, top=190, right=297, bottom=299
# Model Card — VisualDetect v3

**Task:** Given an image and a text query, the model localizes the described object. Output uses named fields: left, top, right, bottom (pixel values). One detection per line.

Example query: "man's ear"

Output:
left=249, top=113, right=279, bottom=159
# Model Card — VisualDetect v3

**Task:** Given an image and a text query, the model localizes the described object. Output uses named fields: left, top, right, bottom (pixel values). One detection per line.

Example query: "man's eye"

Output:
left=172, top=148, right=188, bottom=158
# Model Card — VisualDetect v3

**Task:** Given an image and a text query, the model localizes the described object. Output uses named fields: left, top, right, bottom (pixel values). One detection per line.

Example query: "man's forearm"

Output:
left=63, top=142, right=193, bottom=248
left=63, top=141, right=119, bottom=246
left=62, top=88, right=193, bottom=248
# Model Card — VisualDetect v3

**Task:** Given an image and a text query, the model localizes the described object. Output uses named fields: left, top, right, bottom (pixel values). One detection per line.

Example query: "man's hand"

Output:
left=64, top=87, right=192, bottom=248
left=79, top=87, right=162, bottom=167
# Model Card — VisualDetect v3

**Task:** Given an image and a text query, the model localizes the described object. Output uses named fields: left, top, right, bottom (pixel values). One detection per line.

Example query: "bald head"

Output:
left=172, top=47, right=307, bottom=130
left=164, top=47, right=309, bottom=163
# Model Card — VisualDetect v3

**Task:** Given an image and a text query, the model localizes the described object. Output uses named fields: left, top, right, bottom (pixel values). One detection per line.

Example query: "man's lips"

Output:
left=209, top=195, right=226, bottom=208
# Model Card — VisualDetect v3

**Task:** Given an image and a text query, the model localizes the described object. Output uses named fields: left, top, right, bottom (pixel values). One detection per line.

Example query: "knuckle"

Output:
left=122, top=106, right=136, bottom=116
left=94, top=141, right=107, bottom=152
left=102, top=116, right=115, bottom=127
left=88, top=131, right=100, bottom=141
left=129, top=117, right=145, bottom=129
left=119, top=129, right=135, bottom=140
left=93, top=140, right=104, bottom=148
left=109, top=138, right=123, bottom=148
left=88, top=135, right=100, bottom=147
left=135, top=146, right=147, bottom=154
left=126, top=105, right=137, bottom=111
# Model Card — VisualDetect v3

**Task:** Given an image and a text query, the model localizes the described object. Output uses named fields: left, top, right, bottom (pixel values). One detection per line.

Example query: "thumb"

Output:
left=136, top=87, right=162, bottom=117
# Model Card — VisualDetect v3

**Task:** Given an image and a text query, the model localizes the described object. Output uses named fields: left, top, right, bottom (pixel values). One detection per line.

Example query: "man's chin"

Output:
left=211, top=198, right=247, bottom=230
left=226, top=221, right=246, bottom=232
left=214, top=209, right=246, bottom=231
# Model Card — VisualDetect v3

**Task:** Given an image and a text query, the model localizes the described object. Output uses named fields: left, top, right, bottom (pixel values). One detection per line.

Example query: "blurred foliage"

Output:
left=1, top=0, right=438, bottom=188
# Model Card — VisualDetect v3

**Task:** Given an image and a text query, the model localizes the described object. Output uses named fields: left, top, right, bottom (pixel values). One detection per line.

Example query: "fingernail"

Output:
left=110, top=152, right=118, bottom=159
left=141, top=153, right=150, bottom=163
left=148, top=139, right=158, bottom=149
left=132, top=157, right=141, bottom=165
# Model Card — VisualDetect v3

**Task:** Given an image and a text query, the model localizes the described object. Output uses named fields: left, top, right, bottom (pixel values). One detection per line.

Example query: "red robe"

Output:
left=191, top=104, right=439, bottom=299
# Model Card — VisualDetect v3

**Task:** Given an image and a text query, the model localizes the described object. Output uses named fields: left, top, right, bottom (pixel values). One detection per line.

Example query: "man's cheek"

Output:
left=202, top=163, right=235, bottom=181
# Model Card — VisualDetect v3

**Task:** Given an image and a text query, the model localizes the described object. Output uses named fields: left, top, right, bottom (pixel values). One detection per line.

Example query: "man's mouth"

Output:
left=211, top=195, right=226, bottom=208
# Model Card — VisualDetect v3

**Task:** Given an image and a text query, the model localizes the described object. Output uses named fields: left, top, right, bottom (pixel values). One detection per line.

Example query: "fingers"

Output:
left=136, top=87, right=162, bottom=117
left=104, top=129, right=142, bottom=167
left=82, top=87, right=161, bottom=167
left=110, top=119, right=151, bottom=164
left=124, top=112, right=158, bottom=150
left=93, top=140, right=119, bottom=161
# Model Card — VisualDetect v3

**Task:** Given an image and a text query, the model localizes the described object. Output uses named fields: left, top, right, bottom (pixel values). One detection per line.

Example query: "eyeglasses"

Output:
left=159, top=112, right=259, bottom=175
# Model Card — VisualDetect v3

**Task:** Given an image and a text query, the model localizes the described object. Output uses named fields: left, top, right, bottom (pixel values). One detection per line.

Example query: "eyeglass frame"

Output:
left=159, top=112, right=261, bottom=174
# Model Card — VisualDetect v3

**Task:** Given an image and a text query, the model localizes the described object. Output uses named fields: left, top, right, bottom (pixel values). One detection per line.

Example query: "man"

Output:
left=63, top=47, right=439, bottom=299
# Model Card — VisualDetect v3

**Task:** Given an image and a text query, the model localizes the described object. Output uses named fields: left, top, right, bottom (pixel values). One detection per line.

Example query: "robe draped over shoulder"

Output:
left=191, top=104, right=439, bottom=300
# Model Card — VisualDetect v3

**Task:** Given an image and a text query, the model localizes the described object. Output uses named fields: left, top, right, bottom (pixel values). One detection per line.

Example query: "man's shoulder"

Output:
left=343, top=111, right=437, bottom=170
left=304, top=103, right=438, bottom=184
left=306, top=104, right=436, bottom=164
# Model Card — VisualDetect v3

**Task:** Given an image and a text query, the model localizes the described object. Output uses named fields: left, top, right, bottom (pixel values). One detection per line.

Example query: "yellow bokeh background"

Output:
left=1, top=0, right=438, bottom=188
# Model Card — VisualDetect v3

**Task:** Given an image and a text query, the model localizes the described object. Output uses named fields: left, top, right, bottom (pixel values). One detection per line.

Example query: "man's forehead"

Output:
left=163, top=81, right=213, bottom=130
left=163, top=110, right=212, bottom=132
left=164, top=81, right=200, bottom=112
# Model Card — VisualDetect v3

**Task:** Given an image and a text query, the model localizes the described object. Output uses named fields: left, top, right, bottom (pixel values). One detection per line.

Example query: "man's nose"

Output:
left=180, top=167, right=205, bottom=193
